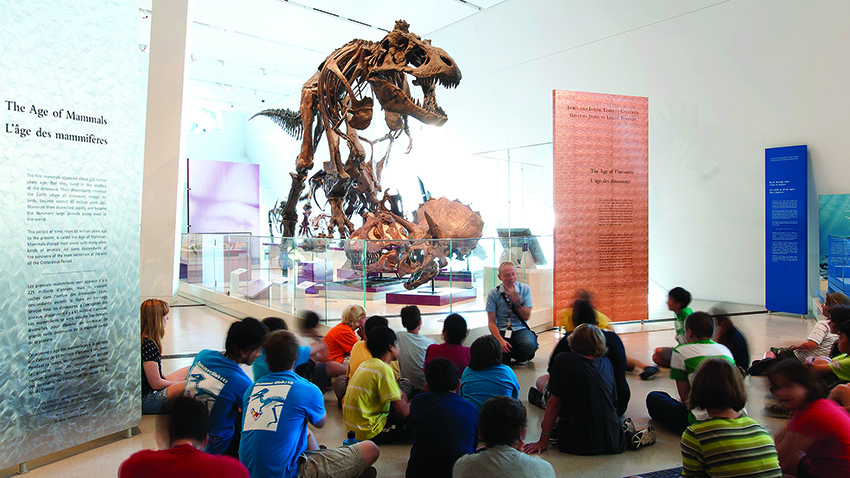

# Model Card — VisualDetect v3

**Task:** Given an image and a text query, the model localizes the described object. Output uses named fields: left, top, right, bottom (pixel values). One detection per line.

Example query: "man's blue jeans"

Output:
left=500, top=328, right=538, bottom=363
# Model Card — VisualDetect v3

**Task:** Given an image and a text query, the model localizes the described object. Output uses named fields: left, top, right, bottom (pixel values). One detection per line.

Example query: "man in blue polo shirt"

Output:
left=240, top=330, right=379, bottom=478
left=184, top=317, right=268, bottom=456
left=486, top=261, right=537, bottom=365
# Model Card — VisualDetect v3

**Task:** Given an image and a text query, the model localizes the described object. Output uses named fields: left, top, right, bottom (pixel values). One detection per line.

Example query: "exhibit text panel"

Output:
left=0, top=0, right=141, bottom=468
left=765, top=145, right=808, bottom=314
left=552, top=90, right=648, bottom=322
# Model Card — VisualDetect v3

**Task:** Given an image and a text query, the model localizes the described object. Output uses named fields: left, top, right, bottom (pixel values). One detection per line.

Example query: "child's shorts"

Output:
left=141, top=389, right=170, bottom=414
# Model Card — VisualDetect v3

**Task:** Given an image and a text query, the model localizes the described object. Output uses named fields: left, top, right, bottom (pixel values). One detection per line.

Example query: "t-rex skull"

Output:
left=367, top=20, right=461, bottom=127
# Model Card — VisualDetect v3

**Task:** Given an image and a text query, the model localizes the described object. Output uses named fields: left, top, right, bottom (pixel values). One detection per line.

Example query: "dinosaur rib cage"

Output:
left=316, top=42, right=374, bottom=133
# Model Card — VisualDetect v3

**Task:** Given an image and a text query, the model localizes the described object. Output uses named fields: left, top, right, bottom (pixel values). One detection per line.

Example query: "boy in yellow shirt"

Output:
left=343, top=326, right=411, bottom=443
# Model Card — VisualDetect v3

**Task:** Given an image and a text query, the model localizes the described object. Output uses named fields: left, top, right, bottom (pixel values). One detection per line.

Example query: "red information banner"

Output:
left=553, top=90, right=648, bottom=324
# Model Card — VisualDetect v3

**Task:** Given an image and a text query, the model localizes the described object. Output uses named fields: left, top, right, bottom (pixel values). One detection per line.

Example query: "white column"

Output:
left=140, top=0, right=193, bottom=302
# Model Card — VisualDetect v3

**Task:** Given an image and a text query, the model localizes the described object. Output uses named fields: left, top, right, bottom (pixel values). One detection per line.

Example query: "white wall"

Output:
left=186, top=110, right=249, bottom=162
left=424, top=0, right=850, bottom=306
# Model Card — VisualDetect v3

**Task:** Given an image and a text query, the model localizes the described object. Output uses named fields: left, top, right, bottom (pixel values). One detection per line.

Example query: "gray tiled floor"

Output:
left=0, top=302, right=818, bottom=478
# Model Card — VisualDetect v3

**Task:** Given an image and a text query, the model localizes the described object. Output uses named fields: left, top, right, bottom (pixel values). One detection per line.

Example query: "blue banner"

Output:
left=765, top=145, right=808, bottom=314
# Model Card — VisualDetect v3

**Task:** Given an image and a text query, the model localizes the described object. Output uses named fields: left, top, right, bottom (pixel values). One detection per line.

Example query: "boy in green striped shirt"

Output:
left=646, top=312, right=734, bottom=433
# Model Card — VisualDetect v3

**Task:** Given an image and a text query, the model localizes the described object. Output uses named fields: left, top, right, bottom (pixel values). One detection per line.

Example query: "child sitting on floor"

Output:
left=748, top=292, right=849, bottom=376
left=424, top=313, right=470, bottom=375
left=397, top=305, right=435, bottom=394
left=343, top=326, right=412, bottom=443
left=680, top=358, right=781, bottom=477
left=651, top=287, right=693, bottom=368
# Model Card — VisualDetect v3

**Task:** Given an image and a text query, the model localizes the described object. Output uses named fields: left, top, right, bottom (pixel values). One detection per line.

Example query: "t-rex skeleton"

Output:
left=253, top=20, right=461, bottom=238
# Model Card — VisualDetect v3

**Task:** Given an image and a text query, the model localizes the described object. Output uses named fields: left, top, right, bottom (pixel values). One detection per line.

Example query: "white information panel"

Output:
left=0, top=0, right=141, bottom=468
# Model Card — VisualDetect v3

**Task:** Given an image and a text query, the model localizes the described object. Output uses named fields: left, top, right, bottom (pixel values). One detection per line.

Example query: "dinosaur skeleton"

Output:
left=253, top=20, right=461, bottom=239
left=346, top=195, right=484, bottom=289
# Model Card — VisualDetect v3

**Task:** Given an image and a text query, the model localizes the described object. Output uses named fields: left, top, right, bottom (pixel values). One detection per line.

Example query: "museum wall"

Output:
left=186, top=110, right=249, bottom=163
left=421, top=0, right=850, bottom=307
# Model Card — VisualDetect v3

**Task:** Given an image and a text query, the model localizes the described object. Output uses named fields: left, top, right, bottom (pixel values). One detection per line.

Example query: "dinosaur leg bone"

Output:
left=295, top=78, right=319, bottom=172
left=328, top=195, right=355, bottom=237
left=323, top=118, right=348, bottom=180
left=281, top=170, right=308, bottom=238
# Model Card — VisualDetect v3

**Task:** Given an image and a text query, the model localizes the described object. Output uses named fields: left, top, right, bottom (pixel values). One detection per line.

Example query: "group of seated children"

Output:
left=134, top=298, right=491, bottom=476
left=136, top=301, right=381, bottom=478
left=132, top=286, right=850, bottom=478
left=645, top=288, right=850, bottom=477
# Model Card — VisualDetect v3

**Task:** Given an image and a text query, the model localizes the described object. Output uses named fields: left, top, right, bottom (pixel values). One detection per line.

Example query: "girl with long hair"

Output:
left=141, top=299, right=188, bottom=414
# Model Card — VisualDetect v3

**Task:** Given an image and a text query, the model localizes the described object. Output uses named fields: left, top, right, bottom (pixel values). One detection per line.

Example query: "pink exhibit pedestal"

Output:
left=385, top=287, right=476, bottom=306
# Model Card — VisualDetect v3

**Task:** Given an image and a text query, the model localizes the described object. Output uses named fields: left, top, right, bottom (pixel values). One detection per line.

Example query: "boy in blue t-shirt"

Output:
left=239, top=330, right=379, bottom=478
left=407, top=357, right=478, bottom=478
left=183, top=317, right=268, bottom=456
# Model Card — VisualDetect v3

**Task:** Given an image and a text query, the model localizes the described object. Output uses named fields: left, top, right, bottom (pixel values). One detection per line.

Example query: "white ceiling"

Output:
left=139, top=0, right=503, bottom=114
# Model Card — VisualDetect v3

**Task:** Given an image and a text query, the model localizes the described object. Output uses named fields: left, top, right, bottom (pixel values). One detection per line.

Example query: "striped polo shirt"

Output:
left=794, top=319, right=835, bottom=360
left=681, top=416, right=782, bottom=477
left=670, top=339, right=734, bottom=383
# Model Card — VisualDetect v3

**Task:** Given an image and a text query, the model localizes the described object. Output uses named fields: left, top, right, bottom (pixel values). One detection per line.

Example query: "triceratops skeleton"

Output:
left=346, top=196, right=484, bottom=290
left=253, top=20, right=461, bottom=239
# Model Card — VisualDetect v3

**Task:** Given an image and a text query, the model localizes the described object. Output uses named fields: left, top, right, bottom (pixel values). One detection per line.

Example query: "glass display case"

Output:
left=180, top=233, right=555, bottom=326
left=829, top=235, right=850, bottom=294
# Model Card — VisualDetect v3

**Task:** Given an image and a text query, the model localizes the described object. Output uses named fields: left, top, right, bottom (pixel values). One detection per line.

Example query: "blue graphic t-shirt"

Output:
left=239, top=370, right=325, bottom=478
left=183, top=349, right=253, bottom=454
left=252, top=345, right=311, bottom=382
left=459, top=364, right=520, bottom=410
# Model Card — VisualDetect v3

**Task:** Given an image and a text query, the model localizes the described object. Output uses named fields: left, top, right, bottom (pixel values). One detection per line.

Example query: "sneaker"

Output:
left=528, top=386, right=547, bottom=409
left=630, top=426, right=657, bottom=449
left=548, top=433, right=558, bottom=448
left=514, top=359, right=529, bottom=365
left=748, top=358, right=776, bottom=376
left=764, top=402, right=791, bottom=419
left=639, top=366, right=660, bottom=381
left=621, top=417, right=636, bottom=434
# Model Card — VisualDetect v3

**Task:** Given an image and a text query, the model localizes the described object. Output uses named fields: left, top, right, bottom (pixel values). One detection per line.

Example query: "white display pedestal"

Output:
left=230, top=268, right=247, bottom=296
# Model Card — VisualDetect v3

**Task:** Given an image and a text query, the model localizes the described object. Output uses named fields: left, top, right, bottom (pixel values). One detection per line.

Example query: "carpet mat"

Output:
left=623, top=467, right=683, bottom=478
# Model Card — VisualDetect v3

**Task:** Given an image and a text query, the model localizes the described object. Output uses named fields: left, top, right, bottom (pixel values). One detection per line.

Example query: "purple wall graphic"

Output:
left=188, top=158, right=260, bottom=235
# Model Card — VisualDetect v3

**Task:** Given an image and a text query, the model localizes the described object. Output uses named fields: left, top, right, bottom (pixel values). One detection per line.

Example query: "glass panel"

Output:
left=829, top=235, right=849, bottom=295
left=178, top=233, right=554, bottom=328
